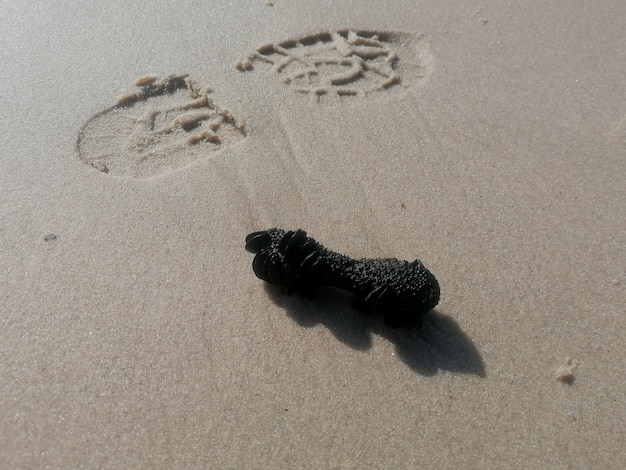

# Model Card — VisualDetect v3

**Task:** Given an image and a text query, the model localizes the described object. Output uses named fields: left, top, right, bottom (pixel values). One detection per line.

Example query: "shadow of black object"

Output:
left=264, top=284, right=486, bottom=377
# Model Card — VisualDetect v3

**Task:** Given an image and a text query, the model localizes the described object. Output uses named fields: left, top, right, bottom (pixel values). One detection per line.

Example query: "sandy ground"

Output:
left=1, top=0, right=625, bottom=468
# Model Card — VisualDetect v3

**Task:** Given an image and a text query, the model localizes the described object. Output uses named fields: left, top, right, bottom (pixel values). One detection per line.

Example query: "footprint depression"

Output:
left=236, top=30, right=433, bottom=99
left=77, top=74, right=246, bottom=179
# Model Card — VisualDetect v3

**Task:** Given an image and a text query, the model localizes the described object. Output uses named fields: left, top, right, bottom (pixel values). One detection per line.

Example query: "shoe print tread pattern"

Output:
left=77, top=74, right=246, bottom=179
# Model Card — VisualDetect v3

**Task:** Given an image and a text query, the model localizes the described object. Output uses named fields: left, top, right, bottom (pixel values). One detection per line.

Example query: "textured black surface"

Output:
left=245, top=228, right=440, bottom=328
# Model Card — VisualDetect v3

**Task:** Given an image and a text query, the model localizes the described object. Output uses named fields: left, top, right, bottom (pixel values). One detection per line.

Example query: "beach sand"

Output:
left=1, top=0, right=625, bottom=467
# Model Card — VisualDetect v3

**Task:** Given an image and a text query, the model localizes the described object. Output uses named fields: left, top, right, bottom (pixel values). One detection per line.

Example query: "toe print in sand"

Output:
left=77, top=75, right=246, bottom=179
left=236, top=30, right=433, bottom=99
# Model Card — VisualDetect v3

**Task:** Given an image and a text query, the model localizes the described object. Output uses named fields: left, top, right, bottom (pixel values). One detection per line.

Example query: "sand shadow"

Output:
left=264, top=284, right=486, bottom=377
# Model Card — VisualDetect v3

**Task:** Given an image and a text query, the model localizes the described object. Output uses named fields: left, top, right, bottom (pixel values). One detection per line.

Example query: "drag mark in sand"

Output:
left=235, top=30, right=433, bottom=99
left=77, top=75, right=246, bottom=179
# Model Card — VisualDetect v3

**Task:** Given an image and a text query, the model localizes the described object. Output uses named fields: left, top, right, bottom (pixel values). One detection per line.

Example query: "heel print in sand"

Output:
left=235, top=30, right=433, bottom=99
left=77, top=74, right=246, bottom=179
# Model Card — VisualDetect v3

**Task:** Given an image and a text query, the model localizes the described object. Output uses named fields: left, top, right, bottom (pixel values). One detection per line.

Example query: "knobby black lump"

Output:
left=245, top=228, right=440, bottom=328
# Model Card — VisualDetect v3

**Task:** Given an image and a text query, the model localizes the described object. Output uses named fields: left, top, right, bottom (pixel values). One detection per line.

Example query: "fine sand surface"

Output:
left=1, top=0, right=625, bottom=467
